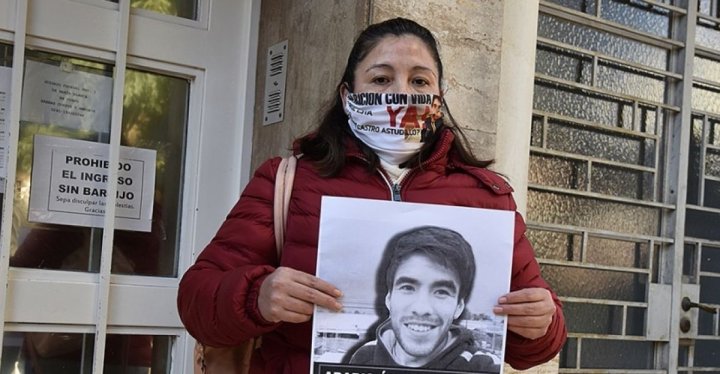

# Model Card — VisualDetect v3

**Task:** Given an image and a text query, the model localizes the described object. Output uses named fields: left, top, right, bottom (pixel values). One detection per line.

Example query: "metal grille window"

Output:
left=532, top=0, right=720, bottom=372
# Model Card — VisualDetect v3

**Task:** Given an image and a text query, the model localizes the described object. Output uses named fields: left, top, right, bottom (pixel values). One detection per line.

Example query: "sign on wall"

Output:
left=21, top=60, right=112, bottom=132
left=29, top=135, right=157, bottom=232
left=262, top=40, right=288, bottom=126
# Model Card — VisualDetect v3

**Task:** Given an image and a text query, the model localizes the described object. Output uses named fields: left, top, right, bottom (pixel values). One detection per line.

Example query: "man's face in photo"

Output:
left=431, top=97, right=442, bottom=120
left=385, top=253, right=465, bottom=362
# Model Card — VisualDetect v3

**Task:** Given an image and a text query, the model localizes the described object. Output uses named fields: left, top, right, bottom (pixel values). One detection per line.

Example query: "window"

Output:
left=10, top=50, right=188, bottom=278
left=1, top=331, right=174, bottom=373
left=532, top=0, right=720, bottom=371
left=107, top=0, right=198, bottom=20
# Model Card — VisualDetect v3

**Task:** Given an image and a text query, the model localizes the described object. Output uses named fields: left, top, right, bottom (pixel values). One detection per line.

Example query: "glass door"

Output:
left=0, top=0, right=259, bottom=372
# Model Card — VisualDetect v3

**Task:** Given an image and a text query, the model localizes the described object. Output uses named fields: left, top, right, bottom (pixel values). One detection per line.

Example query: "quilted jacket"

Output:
left=177, top=129, right=567, bottom=373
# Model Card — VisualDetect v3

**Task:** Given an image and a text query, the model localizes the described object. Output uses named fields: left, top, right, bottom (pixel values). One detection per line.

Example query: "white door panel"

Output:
left=0, top=1, right=13, bottom=32
left=28, top=0, right=119, bottom=51
left=6, top=278, right=97, bottom=325
left=107, top=284, right=183, bottom=328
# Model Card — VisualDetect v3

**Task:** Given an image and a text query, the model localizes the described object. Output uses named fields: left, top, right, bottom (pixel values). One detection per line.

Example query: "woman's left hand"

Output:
left=493, top=287, right=556, bottom=340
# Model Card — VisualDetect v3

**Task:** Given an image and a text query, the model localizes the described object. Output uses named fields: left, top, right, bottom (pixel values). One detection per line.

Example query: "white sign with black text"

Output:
left=21, top=60, right=112, bottom=132
left=29, top=135, right=156, bottom=232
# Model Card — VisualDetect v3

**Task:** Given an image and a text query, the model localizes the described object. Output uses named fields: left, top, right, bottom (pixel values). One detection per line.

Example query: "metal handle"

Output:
left=682, top=297, right=718, bottom=314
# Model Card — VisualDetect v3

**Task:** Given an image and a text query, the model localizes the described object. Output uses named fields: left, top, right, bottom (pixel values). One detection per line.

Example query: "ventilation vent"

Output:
left=262, top=40, right=288, bottom=126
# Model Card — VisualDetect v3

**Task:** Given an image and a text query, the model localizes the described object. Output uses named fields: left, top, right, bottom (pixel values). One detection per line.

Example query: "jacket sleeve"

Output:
left=504, top=201, right=568, bottom=369
left=177, top=158, right=282, bottom=347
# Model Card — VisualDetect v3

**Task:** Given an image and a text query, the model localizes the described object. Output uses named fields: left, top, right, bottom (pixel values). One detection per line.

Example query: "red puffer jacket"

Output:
left=177, top=129, right=567, bottom=373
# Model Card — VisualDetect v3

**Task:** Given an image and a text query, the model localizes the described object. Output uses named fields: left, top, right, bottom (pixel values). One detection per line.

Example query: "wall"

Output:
left=250, top=0, right=369, bottom=171
left=370, top=0, right=503, bottom=162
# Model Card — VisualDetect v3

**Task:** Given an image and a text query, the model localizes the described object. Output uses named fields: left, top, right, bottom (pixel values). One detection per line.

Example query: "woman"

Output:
left=178, top=17, right=566, bottom=373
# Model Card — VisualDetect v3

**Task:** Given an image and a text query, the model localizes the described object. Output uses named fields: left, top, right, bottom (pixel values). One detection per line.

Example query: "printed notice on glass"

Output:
left=28, top=135, right=156, bottom=232
left=21, top=60, right=112, bottom=132
left=311, top=197, right=513, bottom=374
left=0, top=66, right=11, bottom=183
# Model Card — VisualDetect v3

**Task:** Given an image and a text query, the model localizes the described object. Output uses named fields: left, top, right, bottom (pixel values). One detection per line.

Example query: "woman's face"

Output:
left=343, top=35, right=441, bottom=97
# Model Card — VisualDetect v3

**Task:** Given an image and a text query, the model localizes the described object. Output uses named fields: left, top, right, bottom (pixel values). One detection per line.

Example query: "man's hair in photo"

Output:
left=383, top=226, right=476, bottom=303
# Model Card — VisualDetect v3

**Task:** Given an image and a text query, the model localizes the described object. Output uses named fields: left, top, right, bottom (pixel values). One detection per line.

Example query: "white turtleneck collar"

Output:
left=379, top=158, right=410, bottom=184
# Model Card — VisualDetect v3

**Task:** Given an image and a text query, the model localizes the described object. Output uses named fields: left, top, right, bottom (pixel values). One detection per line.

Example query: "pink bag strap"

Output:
left=273, top=155, right=297, bottom=258
left=193, top=156, right=298, bottom=374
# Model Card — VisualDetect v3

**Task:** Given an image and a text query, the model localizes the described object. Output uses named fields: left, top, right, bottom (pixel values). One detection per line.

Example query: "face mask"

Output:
left=344, top=92, right=444, bottom=165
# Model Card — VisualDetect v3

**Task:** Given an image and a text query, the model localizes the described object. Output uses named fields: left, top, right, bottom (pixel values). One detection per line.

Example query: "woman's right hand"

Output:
left=258, top=266, right=343, bottom=323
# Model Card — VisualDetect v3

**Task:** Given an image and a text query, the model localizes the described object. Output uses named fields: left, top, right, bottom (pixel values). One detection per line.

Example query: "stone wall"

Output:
left=250, top=0, right=368, bottom=170
left=369, top=0, right=503, bottom=162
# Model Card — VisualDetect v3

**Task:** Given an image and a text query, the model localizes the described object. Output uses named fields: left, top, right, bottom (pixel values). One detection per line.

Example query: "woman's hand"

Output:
left=493, top=287, right=556, bottom=340
left=258, top=267, right=343, bottom=323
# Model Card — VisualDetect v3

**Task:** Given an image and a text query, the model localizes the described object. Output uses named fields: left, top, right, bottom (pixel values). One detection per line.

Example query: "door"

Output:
left=0, top=0, right=259, bottom=372
left=530, top=0, right=720, bottom=372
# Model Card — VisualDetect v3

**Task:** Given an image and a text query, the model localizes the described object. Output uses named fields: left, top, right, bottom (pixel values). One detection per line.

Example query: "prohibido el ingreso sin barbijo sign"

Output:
left=28, top=135, right=156, bottom=232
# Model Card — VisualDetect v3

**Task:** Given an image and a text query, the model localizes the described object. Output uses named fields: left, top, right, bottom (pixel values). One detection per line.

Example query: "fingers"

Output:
left=497, top=304, right=554, bottom=330
left=287, top=280, right=342, bottom=312
left=269, top=303, right=313, bottom=324
left=506, top=313, right=553, bottom=328
left=261, top=287, right=314, bottom=322
left=499, top=287, right=551, bottom=304
left=293, top=270, right=343, bottom=304
left=493, top=299, right=555, bottom=316
left=258, top=267, right=343, bottom=323
left=506, top=313, right=554, bottom=339
left=272, top=267, right=343, bottom=310
left=493, top=288, right=555, bottom=316
left=493, top=287, right=556, bottom=340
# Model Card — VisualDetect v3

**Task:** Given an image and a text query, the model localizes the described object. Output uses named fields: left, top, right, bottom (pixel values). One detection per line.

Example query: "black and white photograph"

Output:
left=311, top=197, right=515, bottom=374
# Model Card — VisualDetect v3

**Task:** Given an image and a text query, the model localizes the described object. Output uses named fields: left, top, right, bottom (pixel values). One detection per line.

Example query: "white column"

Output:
left=494, top=0, right=539, bottom=218
left=495, top=1, right=561, bottom=373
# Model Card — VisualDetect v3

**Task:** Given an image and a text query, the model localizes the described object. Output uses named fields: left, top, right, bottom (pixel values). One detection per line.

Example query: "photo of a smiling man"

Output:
left=347, top=226, right=500, bottom=372
left=310, top=197, right=512, bottom=374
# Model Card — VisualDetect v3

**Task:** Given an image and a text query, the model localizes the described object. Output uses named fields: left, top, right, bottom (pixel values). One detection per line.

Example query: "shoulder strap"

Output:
left=273, top=156, right=297, bottom=258
left=194, top=156, right=297, bottom=373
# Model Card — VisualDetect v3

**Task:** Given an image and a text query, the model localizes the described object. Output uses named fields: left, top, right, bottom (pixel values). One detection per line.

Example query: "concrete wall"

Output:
left=251, top=0, right=369, bottom=171
left=370, top=0, right=503, bottom=162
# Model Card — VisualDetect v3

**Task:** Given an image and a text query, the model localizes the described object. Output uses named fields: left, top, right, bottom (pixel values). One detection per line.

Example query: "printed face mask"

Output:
left=345, top=92, right=444, bottom=165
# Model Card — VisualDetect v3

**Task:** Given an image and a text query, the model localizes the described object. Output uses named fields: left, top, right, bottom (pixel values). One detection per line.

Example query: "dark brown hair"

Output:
left=298, top=17, right=492, bottom=176
left=382, top=226, right=476, bottom=304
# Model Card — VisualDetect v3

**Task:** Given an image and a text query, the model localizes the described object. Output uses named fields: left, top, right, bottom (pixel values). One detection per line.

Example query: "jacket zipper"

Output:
left=376, top=167, right=413, bottom=202
left=391, top=183, right=402, bottom=201
left=351, top=131, right=453, bottom=202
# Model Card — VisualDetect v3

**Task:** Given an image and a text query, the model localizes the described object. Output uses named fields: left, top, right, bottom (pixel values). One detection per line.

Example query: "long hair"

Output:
left=298, top=17, right=492, bottom=177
